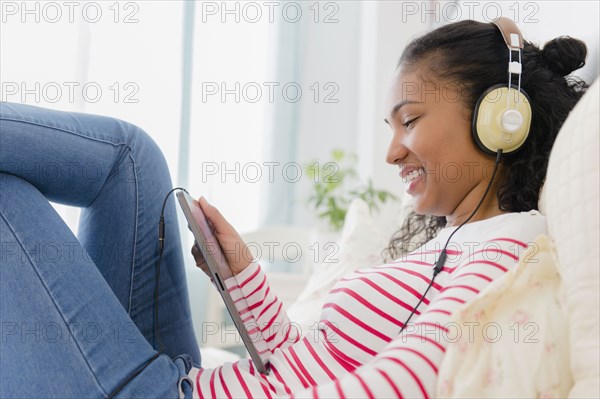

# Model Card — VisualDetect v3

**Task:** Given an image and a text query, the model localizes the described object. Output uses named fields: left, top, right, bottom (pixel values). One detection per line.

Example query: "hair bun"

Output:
left=542, top=36, right=587, bottom=76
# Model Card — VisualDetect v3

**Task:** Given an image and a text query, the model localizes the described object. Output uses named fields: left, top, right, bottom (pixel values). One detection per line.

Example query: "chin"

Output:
left=412, top=198, right=447, bottom=218
left=411, top=201, right=428, bottom=216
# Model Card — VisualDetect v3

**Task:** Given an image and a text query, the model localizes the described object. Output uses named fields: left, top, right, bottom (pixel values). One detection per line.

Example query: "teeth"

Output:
left=403, top=168, right=425, bottom=184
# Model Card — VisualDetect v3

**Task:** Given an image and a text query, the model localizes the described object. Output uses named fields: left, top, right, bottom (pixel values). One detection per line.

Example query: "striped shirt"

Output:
left=189, top=210, right=546, bottom=398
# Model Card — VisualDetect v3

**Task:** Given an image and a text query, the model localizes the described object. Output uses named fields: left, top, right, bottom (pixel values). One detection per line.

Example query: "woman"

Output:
left=0, top=19, right=587, bottom=398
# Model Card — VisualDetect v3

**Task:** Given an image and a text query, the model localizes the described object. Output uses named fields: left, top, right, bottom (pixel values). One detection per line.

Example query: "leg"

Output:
left=0, top=102, right=200, bottom=364
left=0, top=174, right=187, bottom=398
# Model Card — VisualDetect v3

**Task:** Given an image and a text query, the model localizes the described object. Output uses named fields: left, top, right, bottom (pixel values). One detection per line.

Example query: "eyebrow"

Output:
left=384, top=100, right=422, bottom=124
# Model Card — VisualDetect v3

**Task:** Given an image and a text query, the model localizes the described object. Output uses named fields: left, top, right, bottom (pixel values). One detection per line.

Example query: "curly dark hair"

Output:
left=384, top=20, right=588, bottom=261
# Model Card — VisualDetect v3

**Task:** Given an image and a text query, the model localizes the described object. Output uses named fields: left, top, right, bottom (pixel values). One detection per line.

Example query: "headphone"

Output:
left=472, top=17, right=532, bottom=156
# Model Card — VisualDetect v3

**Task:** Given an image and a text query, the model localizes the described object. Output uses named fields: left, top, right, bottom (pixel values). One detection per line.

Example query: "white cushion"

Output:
left=542, top=79, right=599, bottom=398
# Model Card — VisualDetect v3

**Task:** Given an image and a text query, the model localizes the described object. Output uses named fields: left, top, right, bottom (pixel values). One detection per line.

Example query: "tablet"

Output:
left=176, top=191, right=270, bottom=375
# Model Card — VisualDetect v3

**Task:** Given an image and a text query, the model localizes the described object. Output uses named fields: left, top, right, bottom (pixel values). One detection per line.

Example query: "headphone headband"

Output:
left=471, top=17, right=532, bottom=156
left=492, top=17, right=524, bottom=50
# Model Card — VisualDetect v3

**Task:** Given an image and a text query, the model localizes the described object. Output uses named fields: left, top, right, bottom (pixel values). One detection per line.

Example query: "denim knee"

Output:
left=120, top=122, right=171, bottom=178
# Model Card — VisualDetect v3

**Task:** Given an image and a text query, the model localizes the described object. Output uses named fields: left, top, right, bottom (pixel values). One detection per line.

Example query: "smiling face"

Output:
left=385, top=65, right=506, bottom=226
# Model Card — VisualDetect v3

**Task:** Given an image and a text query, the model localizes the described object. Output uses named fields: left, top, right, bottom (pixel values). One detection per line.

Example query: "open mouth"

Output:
left=402, top=167, right=426, bottom=184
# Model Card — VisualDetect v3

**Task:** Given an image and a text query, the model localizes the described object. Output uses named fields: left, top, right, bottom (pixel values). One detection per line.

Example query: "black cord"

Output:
left=154, top=187, right=188, bottom=351
left=399, top=150, right=503, bottom=333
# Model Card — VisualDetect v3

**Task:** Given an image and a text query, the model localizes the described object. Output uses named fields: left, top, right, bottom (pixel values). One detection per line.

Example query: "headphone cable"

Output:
left=154, top=187, right=189, bottom=351
left=399, top=150, right=502, bottom=333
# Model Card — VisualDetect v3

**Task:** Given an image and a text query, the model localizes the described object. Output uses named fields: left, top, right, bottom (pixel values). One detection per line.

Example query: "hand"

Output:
left=190, top=197, right=253, bottom=276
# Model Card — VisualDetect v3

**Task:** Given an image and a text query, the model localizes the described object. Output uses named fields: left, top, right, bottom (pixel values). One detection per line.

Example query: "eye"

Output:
left=403, top=117, right=420, bottom=129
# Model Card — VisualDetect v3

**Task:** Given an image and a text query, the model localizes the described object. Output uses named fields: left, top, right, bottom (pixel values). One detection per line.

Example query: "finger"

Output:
left=198, top=263, right=210, bottom=276
left=191, top=243, right=207, bottom=265
left=198, top=197, right=234, bottom=234
left=191, top=245, right=211, bottom=276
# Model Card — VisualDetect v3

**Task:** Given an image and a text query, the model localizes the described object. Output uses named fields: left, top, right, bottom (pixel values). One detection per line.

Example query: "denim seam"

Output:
left=86, top=146, right=138, bottom=316
left=126, top=150, right=139, bottom=316
left=0, top=210, right=109, bottom=397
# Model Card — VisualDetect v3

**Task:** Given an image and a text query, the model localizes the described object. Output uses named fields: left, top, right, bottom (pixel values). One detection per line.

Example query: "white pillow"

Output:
left=542, top=79, right=599, bottom=398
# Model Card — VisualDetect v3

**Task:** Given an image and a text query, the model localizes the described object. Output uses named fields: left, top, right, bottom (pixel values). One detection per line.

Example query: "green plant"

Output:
left=304, top=149, right=397, bottom=232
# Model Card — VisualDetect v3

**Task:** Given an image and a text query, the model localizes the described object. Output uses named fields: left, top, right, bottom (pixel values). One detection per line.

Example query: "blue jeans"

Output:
left=0, top=102, right=200, bottom=398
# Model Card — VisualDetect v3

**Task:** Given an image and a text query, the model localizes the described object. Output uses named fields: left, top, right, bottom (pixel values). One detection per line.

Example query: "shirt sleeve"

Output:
left=189, top=263, right=304, bottom=398
left=290, top=236, right=529, bottom=398
left=224, top=262, right=302, bottom=354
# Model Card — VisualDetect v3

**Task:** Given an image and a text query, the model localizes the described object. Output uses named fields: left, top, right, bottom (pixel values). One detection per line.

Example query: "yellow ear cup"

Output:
left=472, top=84, right=532, bottom=155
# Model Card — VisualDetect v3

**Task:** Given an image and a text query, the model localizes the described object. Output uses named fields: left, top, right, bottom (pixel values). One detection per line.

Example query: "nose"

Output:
left=385, top=131, right=409, bottom=165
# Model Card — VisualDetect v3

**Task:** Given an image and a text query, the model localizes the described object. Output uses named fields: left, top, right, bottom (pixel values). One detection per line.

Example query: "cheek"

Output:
left=428, top=121, right=478, bottom=166
left=419, top=134, right=480, bottom=194
left=411, top=127, right=460, bottom=167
